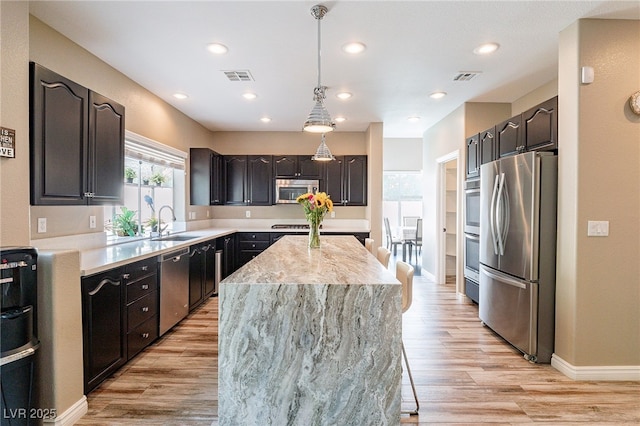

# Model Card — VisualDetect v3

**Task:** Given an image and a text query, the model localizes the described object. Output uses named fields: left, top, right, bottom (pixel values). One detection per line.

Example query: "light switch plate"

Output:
left=587, top=220, right=609, bottom=236
left=245, top=210, right=251, bottom=218
left=37, top=218, right=47, bottom=233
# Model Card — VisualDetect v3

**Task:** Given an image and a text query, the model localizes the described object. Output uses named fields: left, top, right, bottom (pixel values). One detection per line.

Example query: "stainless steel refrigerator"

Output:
left=479, top=151, right=558, bottom=363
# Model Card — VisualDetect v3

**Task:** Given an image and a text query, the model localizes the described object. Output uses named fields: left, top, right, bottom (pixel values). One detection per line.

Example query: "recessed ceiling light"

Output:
left=242, top=92, right=257, bottom=100
left=407, top=116, right=421, bottom=123
left=473, top=42, right=500, bottom=55
left=430, top=91, right=447, bottom=99
left=334, top=116, right=347, bottom=123
left=342, top=42, right=366, bottom=54
left=173, top=93, right=188, bottom=100
left=260, top=117, right=271, bottom=123
left=336, top=92, right=352, bottom=100
left=207, top=43, right=228, bottom=54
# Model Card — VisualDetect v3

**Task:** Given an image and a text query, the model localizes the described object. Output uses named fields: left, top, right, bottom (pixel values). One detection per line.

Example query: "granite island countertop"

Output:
left=218, top=235, right=402, bottom=425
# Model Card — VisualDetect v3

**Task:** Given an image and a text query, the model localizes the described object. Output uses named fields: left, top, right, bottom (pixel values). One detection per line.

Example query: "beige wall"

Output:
left=422, top=103, right=510, bottom=284
left=366, top=123, right=384, bottom=248
left=0, top=1, right=31, bottom=247
left=512, top=79, right=559, bottom=116
left=556, top=19, right=640, bottom=367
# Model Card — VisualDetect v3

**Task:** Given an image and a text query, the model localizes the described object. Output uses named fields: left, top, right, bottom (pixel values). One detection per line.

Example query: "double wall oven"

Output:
left=463, top=178, right=480, bottom=303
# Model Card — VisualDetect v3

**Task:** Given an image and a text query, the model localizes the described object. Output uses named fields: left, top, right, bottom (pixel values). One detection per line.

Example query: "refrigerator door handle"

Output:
left=496, top=172, right=509, bottom=255
left=480, top=265, right=527, bottom=289
left=490, top=174, right=500, bottom=255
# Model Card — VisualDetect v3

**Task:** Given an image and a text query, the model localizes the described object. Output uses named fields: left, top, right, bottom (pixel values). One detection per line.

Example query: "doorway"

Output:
left=436, top=151, right=462, bottom=292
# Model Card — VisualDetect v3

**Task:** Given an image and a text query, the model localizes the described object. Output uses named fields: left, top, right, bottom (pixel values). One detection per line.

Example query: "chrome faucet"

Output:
left=157, top=205, right=176, bottom=237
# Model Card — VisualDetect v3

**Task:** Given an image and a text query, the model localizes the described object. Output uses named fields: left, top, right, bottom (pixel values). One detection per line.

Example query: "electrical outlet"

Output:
left=89, top=215, right=96, bottom=229
left=245, top=210, right=251, bottom=218
left=206, top=210, right=210, bottom=218
left=37, top=218, right=47, bottom=233
left=330, top=211, right=335, bottom=218
left=587, top=220, right=609, bottom=237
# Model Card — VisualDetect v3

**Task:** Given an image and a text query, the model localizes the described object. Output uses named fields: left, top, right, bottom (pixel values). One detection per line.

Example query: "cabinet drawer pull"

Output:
left=142, top=333, right=150, bottom=339
left=141, top=265, right=148, bottom=271
left=122, top=273, right=131, bottom=279
left=251, top=243, right=256, bottom=248
left=141, top=284, right=149, bottom=290
left=141, top=306, right=149, bottom=312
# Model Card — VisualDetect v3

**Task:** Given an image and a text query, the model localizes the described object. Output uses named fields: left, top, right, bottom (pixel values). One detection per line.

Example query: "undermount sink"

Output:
left=154, top=234, right=201, bottom=242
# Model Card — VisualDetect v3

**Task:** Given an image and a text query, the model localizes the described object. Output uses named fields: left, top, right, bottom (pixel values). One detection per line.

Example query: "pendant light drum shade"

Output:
left=303, top=4, right=335, bottom=133
left=311, top=134, right=335, bottom=161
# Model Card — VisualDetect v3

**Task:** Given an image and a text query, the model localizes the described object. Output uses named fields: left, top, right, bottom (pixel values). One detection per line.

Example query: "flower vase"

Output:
left=308, top=219, right=321, bottom=249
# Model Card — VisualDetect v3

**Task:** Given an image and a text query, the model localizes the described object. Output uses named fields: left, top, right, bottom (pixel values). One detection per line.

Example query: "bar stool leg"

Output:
left=401, top=341, right=419, bottom=416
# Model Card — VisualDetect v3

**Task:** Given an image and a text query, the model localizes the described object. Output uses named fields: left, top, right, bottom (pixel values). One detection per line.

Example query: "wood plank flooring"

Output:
left=77, top=263, right=640, bottom=425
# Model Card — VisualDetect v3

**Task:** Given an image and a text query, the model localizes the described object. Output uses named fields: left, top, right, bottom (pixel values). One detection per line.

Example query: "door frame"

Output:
left=435, top=150, right=463, bottom=292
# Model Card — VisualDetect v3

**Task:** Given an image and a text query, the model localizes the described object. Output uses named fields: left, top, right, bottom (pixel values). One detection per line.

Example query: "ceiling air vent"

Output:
left=223, top=70, right=254, bottom=82
left=453, top=72, right=481, bottom=82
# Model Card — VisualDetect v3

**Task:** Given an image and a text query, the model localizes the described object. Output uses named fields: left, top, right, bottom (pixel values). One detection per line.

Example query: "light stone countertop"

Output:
left=219, top=235, right=401, bottom=424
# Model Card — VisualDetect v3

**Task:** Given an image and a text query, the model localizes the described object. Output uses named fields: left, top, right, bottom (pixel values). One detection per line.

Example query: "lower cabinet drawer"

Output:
left=127, top=315, right=158, bottom=360
left=126, top=274, right=157, bottom=304
left=238, top=240, right=270, bottom=251
left=127, top=290, right=157, bottom=330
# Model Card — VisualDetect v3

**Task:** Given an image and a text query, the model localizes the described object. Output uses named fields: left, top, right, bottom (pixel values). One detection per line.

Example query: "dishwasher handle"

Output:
left=158, top=247, right=190, bottom=263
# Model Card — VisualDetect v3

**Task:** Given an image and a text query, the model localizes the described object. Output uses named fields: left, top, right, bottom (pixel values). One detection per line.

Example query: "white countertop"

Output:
left=32, top=220, right=370, bottom=276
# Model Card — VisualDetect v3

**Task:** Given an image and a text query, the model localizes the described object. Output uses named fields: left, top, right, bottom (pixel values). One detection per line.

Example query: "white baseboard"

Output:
left=422, top=270, right=436, bottom=282
left=552, top=354, right=640, bottom=381
left=44, top=397, right=87, bottom=426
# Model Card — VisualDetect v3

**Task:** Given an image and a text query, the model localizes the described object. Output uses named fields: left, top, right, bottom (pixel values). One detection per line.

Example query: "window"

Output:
left=383, top=171, right=423, bottom=234
left=105, top=131, right=186, bottom=242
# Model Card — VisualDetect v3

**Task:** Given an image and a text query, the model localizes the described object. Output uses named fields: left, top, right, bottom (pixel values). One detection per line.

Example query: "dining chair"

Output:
left=396, top=260, right=419, bottom=415
left=405, top=218, right=423, bottom=262
left=376, top=246, right=391, bottom=268
left=384, top=217, right=403, bottom=256
left=364, top=238, right=375, bottom=255
left=402, top=216, right=420, bottom=228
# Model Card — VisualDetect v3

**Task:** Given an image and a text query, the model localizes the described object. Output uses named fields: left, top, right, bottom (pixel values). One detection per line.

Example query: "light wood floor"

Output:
left=77, top=264, right=640, bottom=425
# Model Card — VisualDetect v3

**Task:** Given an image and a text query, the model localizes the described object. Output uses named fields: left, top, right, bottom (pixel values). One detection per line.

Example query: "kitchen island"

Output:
left=219, top=235, right=402, bottom=424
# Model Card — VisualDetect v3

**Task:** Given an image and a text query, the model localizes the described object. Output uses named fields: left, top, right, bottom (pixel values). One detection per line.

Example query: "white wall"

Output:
left=383, top=138, right=423, bottom=171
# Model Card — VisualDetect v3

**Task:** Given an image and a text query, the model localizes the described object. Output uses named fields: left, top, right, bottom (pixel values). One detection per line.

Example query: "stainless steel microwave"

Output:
left=275, top=179, right=320, bottom=204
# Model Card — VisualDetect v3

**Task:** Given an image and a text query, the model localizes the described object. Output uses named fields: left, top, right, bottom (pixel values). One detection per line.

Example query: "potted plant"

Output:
left=142, top=175, right=150, bottom=185
left=113, top=207, right=142, bottom=236
left=125, top=167, right=137, bottom=183
left=146, top=216, right=160, bottom=233
left=150, top=172, right=166, bottom=186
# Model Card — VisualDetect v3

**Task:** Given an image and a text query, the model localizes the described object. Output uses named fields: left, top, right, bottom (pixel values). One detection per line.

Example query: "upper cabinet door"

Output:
left=88, top=91, right=125, bottom=204
left=479, top=127, right=496, bottom=166
left=322, top=156, right=344, bottom=203
left=297, top=156, right=322, bottom=179
left=466, top=134, right=480, bottom=179
left=30, top=62, right=89, bottom=205
left=343, top=155, right=367, bottom=206
left=224, top=156, right=247, bottom=205
left=247, top=155, right=273, bottom=205
left=496, top=115, right=524, bottom=158
left=273, top=155, right=298, bottom=178
left=523, top=96, right=558, bottom=152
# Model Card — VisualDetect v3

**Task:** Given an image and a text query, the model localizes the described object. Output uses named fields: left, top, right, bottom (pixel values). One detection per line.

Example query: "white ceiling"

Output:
left=29, top=1, right=640, bottom=138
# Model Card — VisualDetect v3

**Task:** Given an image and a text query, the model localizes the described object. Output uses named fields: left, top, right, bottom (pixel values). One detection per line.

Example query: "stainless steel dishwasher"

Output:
left=158, top=247, right=190, bottom=336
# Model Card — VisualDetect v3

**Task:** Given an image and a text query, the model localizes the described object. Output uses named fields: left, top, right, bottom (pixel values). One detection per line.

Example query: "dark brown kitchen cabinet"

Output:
left=30, top=62, right=124, bottom=206
left=273, top=155, right=322, bottom=179
left=82, top=267, right=126, bottom=394
left=123, top=257, right=158, bottom=360
left=465, top=134, right=480, bottom=179
left=190, top=148, right=223, bottom=205
left=496, top=115, right=524, bottom=158
left=479, top=127, right=496, bottom=166
left=523, top=96, right=558, bottom=152
left=322, top=155, right=367, bottom=206
left=189, top=240, right=216, bottom=311
left=224, top=155, right=273, bottom=205
left=236, top=232, right=271, bottom=268
left=217, top=235, right=236, bottom=278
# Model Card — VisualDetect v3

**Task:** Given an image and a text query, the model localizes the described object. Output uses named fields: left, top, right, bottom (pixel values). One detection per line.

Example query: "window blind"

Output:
left=124, top=130, right=187, bottom=170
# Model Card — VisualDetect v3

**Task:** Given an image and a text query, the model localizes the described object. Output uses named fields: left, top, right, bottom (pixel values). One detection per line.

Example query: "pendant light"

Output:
left=303, top=4, right=335, bottom=133
left=311, top=134, right=335, bottom=161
